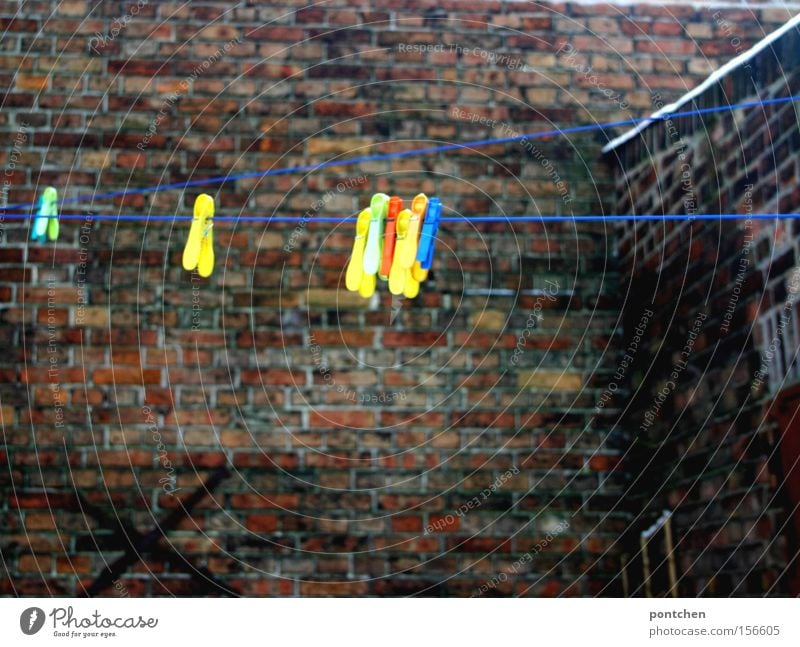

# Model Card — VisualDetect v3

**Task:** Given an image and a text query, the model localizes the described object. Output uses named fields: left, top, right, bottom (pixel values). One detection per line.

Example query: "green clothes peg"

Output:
left=363, top=193, right=388, bottom=276
left=32, top=187, right=58, bottom=242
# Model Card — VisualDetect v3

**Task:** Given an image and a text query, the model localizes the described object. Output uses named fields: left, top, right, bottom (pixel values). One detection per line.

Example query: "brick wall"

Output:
left=0, top=0, right=795, bottom=596
left=610, top=23, right=800, bottom=595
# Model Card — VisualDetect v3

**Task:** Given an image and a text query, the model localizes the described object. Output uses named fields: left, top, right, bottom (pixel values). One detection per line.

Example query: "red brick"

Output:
left=241, top=369, right=305, bottom=385
left=452, top=411, right=514, bottom=428
left=0, top=249, right=24, bottom=262
left=165, top=409, right=230, bottom=425
left=236, top=331, right=303, bottom=347
left=249, top=26, right=305, bottom=41
left=383, top=331, right=446, bottom=347
left=392, top=516, right=423, bottom=532
left=652, top=21, right=684, bottom=36
left=230, top=493, right=299, bottom=509
left=589, top=455, right=619, bottom=471
left=635, top=39, right=696, bottom=55
left=309, top=329, right=375, bottom=346
left=93, top=368, right=161, bottom=385
left=20, top=368, right=86, bottom=384
left=108, top=59, right=169, bottom=75
left=309, top=410, right=375, bottom=428
left=56, top=555, right=91, bottom=574
left=246, top=514, right=278, bottom=532
left=37, top=308, right=68, bottom=325
left=22, top=287, right=78, bottom=304
left=19, top=554, right=52, bottom=572
left=428, top=514, right=460, bottom=532
left=0, top=18, right=38, bottom=31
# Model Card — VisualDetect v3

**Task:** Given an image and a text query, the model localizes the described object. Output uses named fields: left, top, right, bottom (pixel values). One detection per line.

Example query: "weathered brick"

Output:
left=241, top=369, right=305, bottom=385
left=519, top=370, right=583, bottom=390
left=245, top=514, right=278, bottom=532
left=392, top=516, right=423, bottom=532
left=93, top=368, right=161, bottom=385
left=309, top=410, right=375, bottom=428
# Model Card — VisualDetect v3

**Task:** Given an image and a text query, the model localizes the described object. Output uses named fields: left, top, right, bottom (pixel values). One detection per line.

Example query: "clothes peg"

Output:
left=358, top=271, right=377, bottom=298
left=346, top=208, right=372, bottom=292
left=389, top=209, right=412, bottom=295
left=31, top=186, right=58, bottom=242
left=397, top=193, right=427, bottom=269
left=412, top=196, right=442, bottom=281
left=403, top=271, right=421, bottom=298
left=363, top=193, right=388, bottom=276
left=379, top=196, right=403, bottom=280
left=182, top=193, right=215, bottom=278
left=411, top=261, right=428, bottom=283
left=355, top=193, right=388, bottom=299
left=400, top=194, right=431, bottom=295
left=416, top=196, right=441, bottom=271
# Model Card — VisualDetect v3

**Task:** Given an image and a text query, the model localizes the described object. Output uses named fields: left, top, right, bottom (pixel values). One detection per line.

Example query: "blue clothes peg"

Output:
left=416, top=196, right=441, bottom=270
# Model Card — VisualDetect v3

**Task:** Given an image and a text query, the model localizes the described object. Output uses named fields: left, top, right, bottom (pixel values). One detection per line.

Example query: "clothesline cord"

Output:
left=1, top=213, right=796, bottom=224
left=0, top=93, right=797, bottom=214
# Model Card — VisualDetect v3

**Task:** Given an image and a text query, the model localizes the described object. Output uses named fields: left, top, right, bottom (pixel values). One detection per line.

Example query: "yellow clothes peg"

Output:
left=400, top=194, right=429, bottom=295
left=389, top=209, right=412, bottom=295
left=358, top=271, right=377, bottom=298
left=346, top=208, right=372, bottom=292
left=397, top=193, right=427, bottom=269
left=403, top=270, right=420, bottom=298
left=197, top=222, right=214, bottom=278
left=183, top=194, right=215, bottom=278
left=411, top=262, right=428, bottom=283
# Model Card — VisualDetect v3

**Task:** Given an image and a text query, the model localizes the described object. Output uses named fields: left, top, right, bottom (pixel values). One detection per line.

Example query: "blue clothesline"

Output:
left=0, top=93, right=797, bottom=215
left=0, top=213, right=796, bottom=224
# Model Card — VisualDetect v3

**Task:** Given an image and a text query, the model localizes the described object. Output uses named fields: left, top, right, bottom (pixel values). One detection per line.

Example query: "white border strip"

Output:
left=3, top=598, right=799, bottom=645
left=602, top=12, right=800, bottom=153
left=519, top=1, right=800, bottom=6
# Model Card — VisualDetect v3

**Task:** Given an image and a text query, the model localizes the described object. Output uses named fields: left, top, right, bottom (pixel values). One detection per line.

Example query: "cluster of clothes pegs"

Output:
left=346, top=193, right=441, bottom=299
left=30, top=186, right=59, bottom=242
